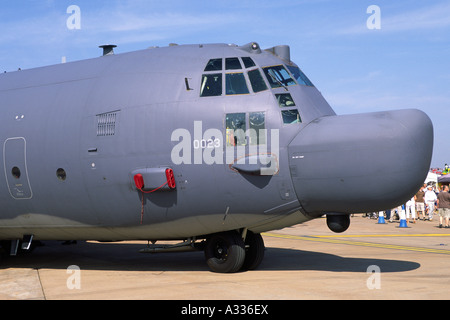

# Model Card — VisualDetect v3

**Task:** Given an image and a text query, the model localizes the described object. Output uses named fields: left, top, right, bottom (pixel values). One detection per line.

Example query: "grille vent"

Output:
left=97, top=111, right=118, bottom=136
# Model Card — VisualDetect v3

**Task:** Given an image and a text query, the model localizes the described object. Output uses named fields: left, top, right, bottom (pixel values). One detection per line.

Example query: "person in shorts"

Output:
left=415, top=184, right=426, bottom=220
left=437, top=185, right=450, bottom=228
left=425, top=185, right=437, bottom=221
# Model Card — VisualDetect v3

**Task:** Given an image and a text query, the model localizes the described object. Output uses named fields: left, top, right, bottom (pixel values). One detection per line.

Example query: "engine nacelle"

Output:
left=326, top=214, right=350, bottom=233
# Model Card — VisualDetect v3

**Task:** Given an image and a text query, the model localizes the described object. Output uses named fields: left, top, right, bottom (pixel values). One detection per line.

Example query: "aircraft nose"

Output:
left=288, top=109, right=434, bottom=215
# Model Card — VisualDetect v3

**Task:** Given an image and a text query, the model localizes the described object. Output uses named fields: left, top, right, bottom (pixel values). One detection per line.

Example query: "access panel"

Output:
left=3, top=137, right=33, bottom=199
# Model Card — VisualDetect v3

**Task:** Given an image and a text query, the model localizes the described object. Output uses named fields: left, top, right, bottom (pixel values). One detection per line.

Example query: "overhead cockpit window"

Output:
left=242, top=57, right=256, bottom=68
left=248, top=69, right=268, bottom=93
left=226, top=73, right=249, bottom=95
left=262, top=65, right=297, bottom=89
left=201, top=73, right=222, bottom=97
left=204, top=58, right=222, bottom=71
left=281, top=109, right=302, bottom=124
left=286, top=66, right=314, bottom=87
left=276, top=93, right=296, bottom=107
left=225, top=58, right=242, bottom=70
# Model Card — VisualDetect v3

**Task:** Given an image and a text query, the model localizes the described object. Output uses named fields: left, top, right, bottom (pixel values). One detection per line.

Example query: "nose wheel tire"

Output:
left=205, top=232, right=245, bottom=273
left=242, top=231, right=265, bottom=271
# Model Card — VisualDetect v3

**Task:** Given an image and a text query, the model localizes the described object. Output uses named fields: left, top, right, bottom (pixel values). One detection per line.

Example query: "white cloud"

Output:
left=338, top=2, right=450, bottom=35
left=0, top=2, right=240, bottom=47
left=385, top=3, right=450, bottom=32
left=88, top=10, right=236, bottom=33
left=0, top=11, right=64, bottom=44
left=326, top=89, right=450, bottom=115
left=333, top=71, right=383, bottom=86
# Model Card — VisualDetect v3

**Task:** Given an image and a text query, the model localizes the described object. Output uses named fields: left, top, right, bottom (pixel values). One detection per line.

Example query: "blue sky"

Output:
left=1, top=0, right=448, bottom=168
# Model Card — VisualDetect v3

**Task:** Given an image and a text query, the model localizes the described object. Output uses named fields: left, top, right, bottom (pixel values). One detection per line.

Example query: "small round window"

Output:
left=56, top=168, right=67, bottom=181
left=11, top=167, right=21, bottom=179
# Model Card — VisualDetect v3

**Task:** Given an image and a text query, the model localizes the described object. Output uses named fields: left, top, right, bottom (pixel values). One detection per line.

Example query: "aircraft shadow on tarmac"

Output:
left=263, top=247, right=420, bottom=273
left=0, top=241, right=420, bottom=273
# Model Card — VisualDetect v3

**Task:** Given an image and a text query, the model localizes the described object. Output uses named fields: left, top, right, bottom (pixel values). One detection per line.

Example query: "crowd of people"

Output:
left=385, top=183, right=450, bottom=228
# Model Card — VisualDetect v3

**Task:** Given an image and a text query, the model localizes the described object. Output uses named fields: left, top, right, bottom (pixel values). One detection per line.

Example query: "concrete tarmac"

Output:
left=1, top=215, right=449, bottom=300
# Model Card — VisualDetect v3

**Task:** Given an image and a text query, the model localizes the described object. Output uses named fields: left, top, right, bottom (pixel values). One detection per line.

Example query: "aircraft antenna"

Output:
left=99, top=44, right=117, bottom=56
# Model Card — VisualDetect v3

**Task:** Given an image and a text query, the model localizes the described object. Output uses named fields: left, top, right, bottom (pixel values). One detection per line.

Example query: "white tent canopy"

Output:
left=425, top=172, right=438, bottom=185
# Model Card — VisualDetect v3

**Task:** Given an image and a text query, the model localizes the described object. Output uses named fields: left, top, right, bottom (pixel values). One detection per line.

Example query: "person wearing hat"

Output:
left=424, top=185, right=437, bottom=221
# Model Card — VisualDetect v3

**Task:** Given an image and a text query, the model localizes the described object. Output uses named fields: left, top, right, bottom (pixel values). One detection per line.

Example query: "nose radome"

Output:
left=288, top=109, right=434, bottom=215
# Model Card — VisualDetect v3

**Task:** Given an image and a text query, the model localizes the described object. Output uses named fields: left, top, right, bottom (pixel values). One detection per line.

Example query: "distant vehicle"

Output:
left=0, top=42, right=433, bottom=272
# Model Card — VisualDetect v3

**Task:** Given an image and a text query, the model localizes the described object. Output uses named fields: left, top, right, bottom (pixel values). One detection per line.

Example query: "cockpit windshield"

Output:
left=262, top=65, right=296, bottom=89
left=201, top=57, right=269, bottom=97
left=200, top=57, right=303, bottom=127
left=286, top=66, right=314, bottom=87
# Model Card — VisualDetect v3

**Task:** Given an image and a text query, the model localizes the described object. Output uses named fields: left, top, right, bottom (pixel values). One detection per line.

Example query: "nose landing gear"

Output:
left=204, top=230, right=265, bottom=273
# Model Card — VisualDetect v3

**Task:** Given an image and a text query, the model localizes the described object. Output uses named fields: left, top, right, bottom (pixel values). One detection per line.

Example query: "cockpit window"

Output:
left=226, top=113, right=247, bottom=146
left=226, top=112, right=266, bottom=146
left=201, top=57, right=270, bottom=97
left=249, top=112, right=266, bottom=145
left=226, top=73, right=249, bottom=95
left=276, top=93, right=296, bottom=107
left=262, top=65, right=297, bottom=89
left=286, top=65, right=314, bottom=87
left=281, top=109, right=302, bottom=124
left=242, top=57, right=256, bottom=68
left=225, top=58, right=242, bottom=70
left=248, top=69, right=268, bottom=93
left=200, top=73, right=222, bottom=97
left=205, top=58, right=222, bottom=71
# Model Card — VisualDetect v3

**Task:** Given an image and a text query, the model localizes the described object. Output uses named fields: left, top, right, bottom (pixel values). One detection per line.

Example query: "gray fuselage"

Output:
left=0, top=42, right=433, bottom=241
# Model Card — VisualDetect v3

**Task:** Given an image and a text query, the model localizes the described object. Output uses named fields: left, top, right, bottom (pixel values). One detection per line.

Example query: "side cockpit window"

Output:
left=200, top=73, right=222, bottom=97
left=202, top=58, right=223, bottom=96
left=286, top=65, right=314, bottom=87
left=275, top=93, right=296, bottom=107
left=262, top=65, right=296, bottom=89
left=281, top=110, right=302, bottom=124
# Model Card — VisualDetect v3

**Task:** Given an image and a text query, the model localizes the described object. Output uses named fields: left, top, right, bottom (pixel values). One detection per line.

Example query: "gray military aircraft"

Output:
left=0, top=42, right=433, bottom=273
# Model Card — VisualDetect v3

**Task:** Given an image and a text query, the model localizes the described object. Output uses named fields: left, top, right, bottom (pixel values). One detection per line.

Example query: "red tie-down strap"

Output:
left=134, top=168, right=176, bottom=224
left=133, top=174, right=145, bottom=190
left=165, top=168, right=176, bottom=190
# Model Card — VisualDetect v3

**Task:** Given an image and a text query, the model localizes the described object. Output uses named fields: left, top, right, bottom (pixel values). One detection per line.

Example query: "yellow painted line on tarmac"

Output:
left=263, top=233, right=450, bottom=255
left=316, top=234, right=450, bottom=238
